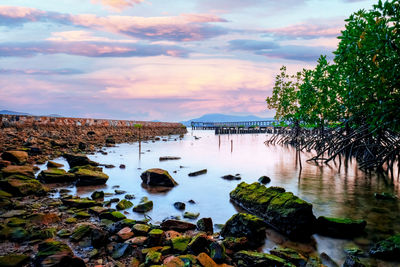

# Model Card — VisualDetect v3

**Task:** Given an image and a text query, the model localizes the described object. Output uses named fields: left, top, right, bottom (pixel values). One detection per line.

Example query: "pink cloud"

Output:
left=91, top=0, right=145, bottom=11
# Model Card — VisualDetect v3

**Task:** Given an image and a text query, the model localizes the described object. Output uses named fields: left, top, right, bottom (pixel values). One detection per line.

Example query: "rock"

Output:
left=258, top=176, right=271, bottom=184
left=90, top=228, right=108, bottom=248
left=197, top=252, right=219, bottom=267
left=159, top=156, right=181, bottom=161
left=62, top=198, right=100, bottom=208
left=119, top=164, right=126, bottom=169
left=34, top=240, right=85, bottom=267
left=343, top=255, right=366, bottom=267
left=88, top=206, right=108, bottom=216
left=70, top=223, right=93, bottom=242
left=69, top=165, right=103, bottom=173
left=197, top=217, right=213, bottom=234
left=221, top=213, right=267, bottom=248
left=0, top=159, right=11, bottom=169
left=111, top=243, right=131, bottom=259
left=148, top=229, right=164, bottom=246
left=132, top=197, right=153, bottom=213
left=132, top=224, right=151, bottom=235
left=0, top=254, right=30, bottom=267
left=74, top=211, right=91, bottom=218
left=0, top=174, right=47, bottom=196
left=1, top=150, right=28, bottom=165
left=116, top=199, right=133, bottom=210
left=57, top=229, right=72, bottom=238
left=369, top=234, right=400, bottom=260
left=233, top=251, right=286, bottom=267
left=188, top=169, right=207, bottom=177
left=145, top=250, right=162, bottom=265
left=65, top=217, right=77, bottom=224
left=183, top=212, right=200, bottom=219
left=38, top=168, right=76, bottom=183
left=117, top=227, right=134, bottom=240
left=29, top=213, right=60, bottom=225
left=163, top=256, right=185, bottom=267
left=374, top=192, right=397, bottom=200
left=0, top=226, right=29, bottom=242
left=174, top=202, right=186, bottom=210
left=99, top=211, right=126, bottom=222
left=47, top=161, right=64, bottom=168
left=230, top=182, right=316, bottom=240
left=171, top=236, right=191, bottom=252
left=161, top=220, right=197, bottom=232
left=125, top=194, right=135, bottom=200
left=270, top=247, right=308, bottom=267
left=187, top=233, right=210, bottom=254
left=63, top=153, right=97, bottom=168
left=188, top=199, right=196, bottom=204
left=74, top=168, right=109, bottom=186
left=126, top=236, right=148, bottom=246
left=221, top=174, right=241, bottom=180
left=91, top=190, right=104, bottom=200
left=222, top=237, right=249, bottom=252
left=141, top=168, right=178, bottom=187
left=316, top=216, right=366, bottom=237
left=2, top=165, right=35, bottom=178
left=210, top=242, right=226, bottom=263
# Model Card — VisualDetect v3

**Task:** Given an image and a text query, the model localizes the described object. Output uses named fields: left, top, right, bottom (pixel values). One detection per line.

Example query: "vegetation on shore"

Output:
left=266, top=0, right=400, bottom=172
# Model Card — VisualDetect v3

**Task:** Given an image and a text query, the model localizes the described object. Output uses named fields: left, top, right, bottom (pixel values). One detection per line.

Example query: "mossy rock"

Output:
left=0, top=174, right=47, bottom=196
left=88, top=206, right=108, bottom=215
left=369, top=234, right=400, bottom=260
left=69, top=164, right=103, bottom=173
left=74, top=168, right=109, bottom=186
left=270, top=247, right=308, bottom=266
left=30, top=227, right=57, bottom=240
left=148, top=229, right=165, bottom=246
left=91, top=190, right=104, bottom=200
left=221, top=213, right=267, bottom=248
left=0, top=226, right=30, bottom=242
left=63, top=153, right=97, bottom=168
left=74, top=211, right=91, bottom=218
left=230, top=182, right=316, bottom=240
left=57, top=229, right=72, bottom=238
left=145, top=250, right=162, bottom=265
left=6, top=217, right=26, bottom=227
left=317, top=216, right=367, bottom=238
left=61, top=198, right=100, bottom=208
left=183, top=212, right=200, bottom=219
left=233, top=250, right=287, bottom=267
left=35, top=239, right=80, bottom=266
left=0, top=254, right=30, bottom=267
left=133, top=224, right=151, bottom=235
left=99, top=211, right=126, bottom=222
left=171, top=236, right=192, bottom=252
left=140, top=168, right=178, bottom=187
left=0, top=190, right=12, bottom=198
left=38, top=168, right=76, bottom=183
left=28, top=213, right=60, bottom=225
left=65, top=217, right=78, bottom=224
left=187, top=233, right=210, bottom=255
left=116, top=199, right=133, bottom=210
left=133, top=197, right=153, bottom=213
left=70, top=224, right=92, bottom=242
left=1, top=151, right=28, bottom=165
left=47, top=161, right=64, bottom=168
left=1, top=165, right=34, bottom=178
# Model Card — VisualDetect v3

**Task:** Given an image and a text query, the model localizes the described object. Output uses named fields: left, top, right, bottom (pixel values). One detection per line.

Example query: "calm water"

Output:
left=44, top=130, right=400, bottom=266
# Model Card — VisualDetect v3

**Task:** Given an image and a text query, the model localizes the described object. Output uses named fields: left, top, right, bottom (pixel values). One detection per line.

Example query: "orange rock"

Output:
left=117, top=227, right=134, bottom=240
left=164, top=256, right=185, bottom=267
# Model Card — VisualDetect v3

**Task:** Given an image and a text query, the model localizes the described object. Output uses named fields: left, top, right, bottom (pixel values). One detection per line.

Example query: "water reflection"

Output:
left=43, top=130, right=400, bottom=266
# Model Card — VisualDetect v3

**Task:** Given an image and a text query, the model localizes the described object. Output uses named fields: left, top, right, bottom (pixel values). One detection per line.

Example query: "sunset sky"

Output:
left=0, top=0, right=377, bottom=121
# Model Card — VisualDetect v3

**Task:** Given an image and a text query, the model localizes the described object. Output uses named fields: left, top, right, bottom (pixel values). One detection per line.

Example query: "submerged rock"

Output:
left=188, top=169, right=207, bottom=177
left=141, top=168, right=178, bottom=187
left=159, top=156, right=181, bottom=161
left=230, top=182, right=316, bottom=240
left=258, top=176, right=271, bottom=184
left=316, top=216, right=366, bottom=237
left=369, top=234, right=400, bottom=260
left=116, top=199, right=133, bottom=210
left=374, top=192, right=397, bottom=200
left=63, top=153, right=97, bottom=168
left=91, top=190, right=104, bottom=200
left=160, top=219, right=196, bottom=232
left=173, top=201, right=186, bottom=210
left=221, top=174, right=241, bottom=180
left=183, top=212, right=200, bottom=219
left=38, top=168, right=76, bottom=183
left=221, top=213, right=267, bottom=248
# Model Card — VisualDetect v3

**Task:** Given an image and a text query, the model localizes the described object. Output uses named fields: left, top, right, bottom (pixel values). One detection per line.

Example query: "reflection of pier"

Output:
left=191, top=120, right=279, bottom=134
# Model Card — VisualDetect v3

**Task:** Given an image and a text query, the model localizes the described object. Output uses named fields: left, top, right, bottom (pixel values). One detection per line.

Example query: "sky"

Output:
left=0, top=0, right=377, bottom=121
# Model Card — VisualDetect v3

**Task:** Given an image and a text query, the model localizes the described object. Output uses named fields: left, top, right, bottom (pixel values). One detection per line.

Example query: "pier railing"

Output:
left=191, top=120, right=279, bottom=134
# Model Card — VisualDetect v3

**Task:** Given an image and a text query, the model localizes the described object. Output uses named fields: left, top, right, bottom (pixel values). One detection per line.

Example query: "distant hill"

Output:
left=0, top=110, right=62, bottom=117
left=180, top=113, right=274, bottom=126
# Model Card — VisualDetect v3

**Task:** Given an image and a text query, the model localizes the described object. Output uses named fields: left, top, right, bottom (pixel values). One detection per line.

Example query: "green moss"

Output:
left=171, top=236, right=191, bottom=252
left=65, top=217, right=77, bottom=224
left=6, top=217, right=26, bottom=227
left=149, top=229, right=164, bottom=235
left=321, top=216, right=365, bottom=225
left=36, top=240, right=72, bottom=257
left=235, top=250, right=287, bottom=266
left=116, top=199, right=133, bottom=210
left=133, top=224, right=150, bottom=234
left=0, top=254, right=30, bottom=267
left=0, top=190, right=12, bottom=198
left=74, top=211, right=91, bottom=218
left=145, top=251, right=162, bottom=265
left=70, top=224, right=91, bottom=242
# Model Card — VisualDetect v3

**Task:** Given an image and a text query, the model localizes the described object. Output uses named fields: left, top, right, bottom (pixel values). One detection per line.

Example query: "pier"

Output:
left=191, top=120, right=279, bottom=134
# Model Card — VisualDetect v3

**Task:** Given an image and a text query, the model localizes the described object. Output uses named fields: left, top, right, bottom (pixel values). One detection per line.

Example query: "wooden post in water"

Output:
left=231, top=139, right=233, bottom=153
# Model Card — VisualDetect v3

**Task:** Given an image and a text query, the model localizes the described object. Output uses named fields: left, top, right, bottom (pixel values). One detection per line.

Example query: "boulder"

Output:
left=0, top=254, right=30, bottom=267
left=1, top=151, right=28, bottom=165
left=369, top=234, right=400, bottom=260
left=174, top=201, right=186, bottom=210
left=2, top=165, right=35, bottom=178
left=258, top=176, right=271, bottom=184
left=233, top=251, right=286, bottom=267
left=141, top=168, right=178, bottom=187
left=46, top=161, right=64, bottom=168
left=91, top=190, right=104, bottom=200
left=116, top=199, right=133, bottom=210
left=35, top=240, right=85, bottom=267
left=230, top=182, right=316, bottom=240
left=270, top=247, right=308, bottom=266
left=61, top=198, right=100, bottom=208
left=316, top=216, right=366, bottom=237
left=74, top=168, right=109, bottom=186
left=161, top=219, right=196, bottom=232
left=221, top=213, right=267, bottom=248
left=38, top=169, right=76, bottom=183
left=0, top=174, right=47, bottom=196
left=197, top=217, right=213, bottom=234
left=63, top=153, right=97, bottom=168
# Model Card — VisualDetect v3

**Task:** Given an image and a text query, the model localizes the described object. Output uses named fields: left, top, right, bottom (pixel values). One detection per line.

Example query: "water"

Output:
left=44, top=130, right=400, bottom=266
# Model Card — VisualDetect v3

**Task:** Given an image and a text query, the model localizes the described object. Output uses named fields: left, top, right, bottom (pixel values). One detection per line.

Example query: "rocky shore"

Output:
left=1, top=116, right=400, bottom=267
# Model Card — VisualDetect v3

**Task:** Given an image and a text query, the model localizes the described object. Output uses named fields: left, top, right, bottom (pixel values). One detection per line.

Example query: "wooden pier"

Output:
left=191, top=120, right=279, bottom=134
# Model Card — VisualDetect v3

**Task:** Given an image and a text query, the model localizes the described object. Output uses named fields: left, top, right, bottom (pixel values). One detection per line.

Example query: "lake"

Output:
left=44, top=130, right=400, bottom=266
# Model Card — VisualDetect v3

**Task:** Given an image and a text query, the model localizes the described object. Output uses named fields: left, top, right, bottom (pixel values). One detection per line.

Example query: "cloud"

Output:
left=228, top=39, right=279, bottom=51
left=256, top=45, right=332, bottom=62
left=196, top=0, right=307, bottom=13
left=0, top=68, right=83, bottom=75
left=0, top=41, right=189, bottom=58
left=263, top=19, right=344, bottom=40
left=91, top=0, right=145, bottom=11
left=0, top=6, right=229, bottom=41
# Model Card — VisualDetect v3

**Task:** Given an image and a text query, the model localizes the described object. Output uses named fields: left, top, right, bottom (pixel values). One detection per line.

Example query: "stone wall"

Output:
left=0, top=115, right=187, bottom=163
